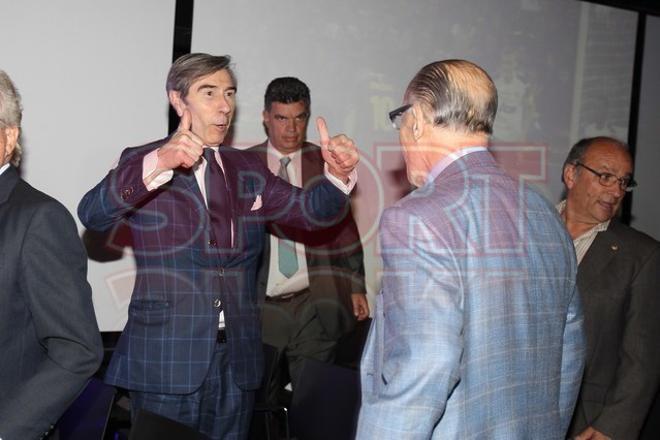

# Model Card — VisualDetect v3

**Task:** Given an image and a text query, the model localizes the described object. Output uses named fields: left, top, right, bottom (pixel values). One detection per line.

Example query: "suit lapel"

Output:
left=172, top=166, right=206, bottom=212
left=300, top=142, right=322, bottom=187
left=247, top=142, right=272, bottom=291
left=0, top=166, right=19, bottom=205
left=254, top=141, right=268, bottom=165
left=577, top=226, right=620, bottom=369
left=577, top=228, right=619, bottom=294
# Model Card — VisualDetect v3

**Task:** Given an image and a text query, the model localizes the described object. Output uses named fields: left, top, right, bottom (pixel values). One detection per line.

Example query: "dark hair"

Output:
left=561, top=136, right=629, bottom=183
left=166, top=53, right=235, bottom=97
left=406, top=59, right=497, bottom=135
left=264, top=77, right=310, bottom=111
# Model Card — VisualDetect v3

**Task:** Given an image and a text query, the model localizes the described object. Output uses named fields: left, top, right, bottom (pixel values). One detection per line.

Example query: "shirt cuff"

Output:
left=143, top=149, right=173, bottom=191
left=323, top=163, right=357, bottom=195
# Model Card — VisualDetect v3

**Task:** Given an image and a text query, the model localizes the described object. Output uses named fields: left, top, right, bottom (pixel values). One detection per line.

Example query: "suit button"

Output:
left=213, top=298, right=222, bottom=308
left=218, top=268, right=224, bottom=276
left=209, top=239, right=217, bottom=247
left=121, top=187, right=133, bottom=200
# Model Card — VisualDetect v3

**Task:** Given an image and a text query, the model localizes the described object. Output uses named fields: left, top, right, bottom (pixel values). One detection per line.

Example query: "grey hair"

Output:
left=406, top=59, right=498, bottom=135
left=0, top=70, right=23, bottom=166
left=166, top=53, right=236, bottom=98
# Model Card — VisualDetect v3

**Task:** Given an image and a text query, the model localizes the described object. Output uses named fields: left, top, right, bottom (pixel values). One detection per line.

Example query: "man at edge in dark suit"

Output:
left=77, top=54, right=359, bottom=439
left=560, top=137, right=660, bottom=440
left=0, top=69, right=103, bottom=440
left=249, top=77, right=369, bottom=407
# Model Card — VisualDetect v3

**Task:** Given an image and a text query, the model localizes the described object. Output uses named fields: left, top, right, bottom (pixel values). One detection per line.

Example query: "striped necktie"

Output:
left=277, top=156, right=299, bottom=277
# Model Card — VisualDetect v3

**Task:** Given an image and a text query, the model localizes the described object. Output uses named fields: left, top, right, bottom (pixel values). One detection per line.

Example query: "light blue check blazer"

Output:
left=357, top=151, right=585, bottom=439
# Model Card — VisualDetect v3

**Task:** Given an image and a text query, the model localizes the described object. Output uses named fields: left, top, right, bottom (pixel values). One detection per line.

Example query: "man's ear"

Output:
left=410, top=103, right=427, bottom=141
left=262, top=110, right=271, bottom=135
left=563, top=164, right=577, bottom=190
left=2, top=126, right=18, bottom=161
left=168, top=90, right=185, bottom=117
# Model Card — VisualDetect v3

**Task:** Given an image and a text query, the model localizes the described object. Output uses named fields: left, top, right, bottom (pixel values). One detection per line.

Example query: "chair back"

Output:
left=290, top=358, right=361, bottom=440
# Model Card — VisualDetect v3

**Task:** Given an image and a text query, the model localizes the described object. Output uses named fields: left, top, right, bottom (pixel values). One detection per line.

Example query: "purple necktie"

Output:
left=203, top=148, right=232, bottom=250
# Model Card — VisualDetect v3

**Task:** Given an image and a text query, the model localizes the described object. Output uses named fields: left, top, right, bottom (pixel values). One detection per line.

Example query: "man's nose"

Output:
left=285, top=118, right=296, bottom=131
left=609, top=182, right=625, bottom=198
left=217, top=95, right=231, bottom=113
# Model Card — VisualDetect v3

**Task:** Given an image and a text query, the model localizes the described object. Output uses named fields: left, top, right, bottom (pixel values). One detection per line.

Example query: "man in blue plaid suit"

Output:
left=78, top=53, right=358, bottom=439
left=357, top=60, right=586, bottom=439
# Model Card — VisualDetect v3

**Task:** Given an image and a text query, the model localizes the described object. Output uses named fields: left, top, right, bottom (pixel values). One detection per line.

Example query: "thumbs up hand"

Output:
left=316, top=116, right=359, bottom=183
left=156, top=109, right=206, bottom=171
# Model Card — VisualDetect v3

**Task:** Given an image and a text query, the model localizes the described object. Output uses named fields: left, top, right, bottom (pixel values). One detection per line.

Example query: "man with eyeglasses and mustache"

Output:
left=559, top=136, right=660, bottom=440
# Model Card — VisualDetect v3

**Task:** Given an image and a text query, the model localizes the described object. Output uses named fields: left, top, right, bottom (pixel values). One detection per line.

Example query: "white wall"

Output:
left=0, top=1, right=176, bottom=330
left=631, top=14, right=660, bottom=240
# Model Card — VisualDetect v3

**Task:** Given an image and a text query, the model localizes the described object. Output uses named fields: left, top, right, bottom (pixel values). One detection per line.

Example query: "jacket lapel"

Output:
left=172, top=166, right=206, bottom=212
left=300, top=142, right=322, bottom=187
left=577, top=228, right=619, bottom=294
left=0, top=166, right=19, bottom=206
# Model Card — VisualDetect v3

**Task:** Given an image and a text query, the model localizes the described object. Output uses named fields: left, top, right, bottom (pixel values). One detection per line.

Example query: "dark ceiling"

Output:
left=580, top=0, right=660, bottom=16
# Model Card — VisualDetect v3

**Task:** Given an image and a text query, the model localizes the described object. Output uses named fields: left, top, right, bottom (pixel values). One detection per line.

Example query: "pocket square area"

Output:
left=250, top=195, right=263, bottom=211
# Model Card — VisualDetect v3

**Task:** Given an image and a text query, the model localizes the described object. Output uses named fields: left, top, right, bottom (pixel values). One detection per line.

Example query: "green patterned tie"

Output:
left=277, top=156, right=299, bottom=278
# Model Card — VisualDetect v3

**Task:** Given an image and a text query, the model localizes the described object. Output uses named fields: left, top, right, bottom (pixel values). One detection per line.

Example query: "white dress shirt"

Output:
left=265, top=144, right=310, bottom=297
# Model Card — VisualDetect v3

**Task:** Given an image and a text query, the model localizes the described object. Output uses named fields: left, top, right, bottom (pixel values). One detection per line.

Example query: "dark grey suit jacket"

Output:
left=249, top=142, right=366, bottom=339
left=0, top=166, right=103, bottom=440
left=569, top=221, right=660, bottom=439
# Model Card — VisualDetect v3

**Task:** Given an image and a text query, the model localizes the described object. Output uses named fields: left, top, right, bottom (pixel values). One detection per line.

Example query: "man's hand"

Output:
left=351, top=293, right=369, bottom=321
left=316, top=117, right=359, bottom=183
left=575, top=427, right=611, bottom=440
left=156, top=109, right=205, bottom=171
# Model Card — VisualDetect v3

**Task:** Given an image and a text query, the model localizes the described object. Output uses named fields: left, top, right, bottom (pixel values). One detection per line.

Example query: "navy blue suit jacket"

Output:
left=78, top=138, right=348, bottom=393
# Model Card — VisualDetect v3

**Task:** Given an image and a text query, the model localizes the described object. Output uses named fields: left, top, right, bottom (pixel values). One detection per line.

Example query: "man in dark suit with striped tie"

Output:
left=248, top=77, right=368, bottom=408
left=78, top=54, right=359, bottom=439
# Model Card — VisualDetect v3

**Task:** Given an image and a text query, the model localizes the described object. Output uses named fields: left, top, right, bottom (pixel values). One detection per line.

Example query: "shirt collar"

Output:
left=267, top=140, right=300, bottom=161
left=0, top=163, right=9, bottom=176
left=426, top=146, right=488, bottom=184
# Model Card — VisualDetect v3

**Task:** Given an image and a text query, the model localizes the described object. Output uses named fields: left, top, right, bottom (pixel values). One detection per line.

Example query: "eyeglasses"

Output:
left=574, top=161, right=637, bottom=192
left=388, top=104, right=412, bottom=130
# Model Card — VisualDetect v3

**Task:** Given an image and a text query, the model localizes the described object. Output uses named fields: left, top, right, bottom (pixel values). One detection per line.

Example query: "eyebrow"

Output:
left=195, top=84, right=237, bottom=93
left=274, top=111, right=308, bottom=118
left=592, top=163, right=632, bottom=175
